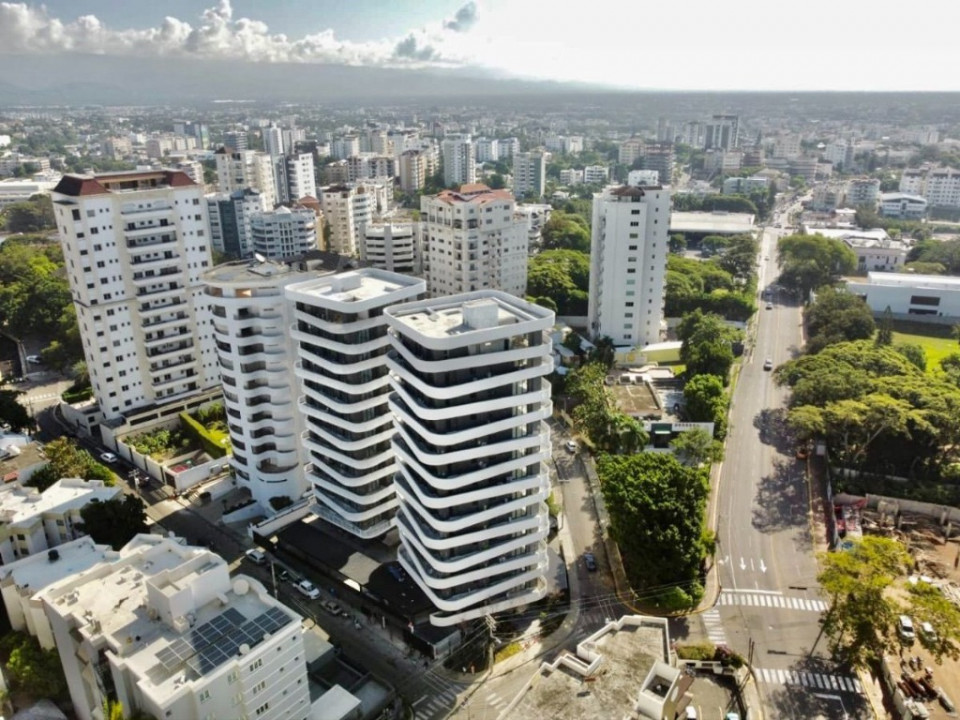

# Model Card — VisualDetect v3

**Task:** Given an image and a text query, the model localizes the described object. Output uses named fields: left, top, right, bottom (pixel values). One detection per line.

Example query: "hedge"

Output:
left=62, top=386, right=94, bottom=403
left=179, top=411, right=230, bottom=459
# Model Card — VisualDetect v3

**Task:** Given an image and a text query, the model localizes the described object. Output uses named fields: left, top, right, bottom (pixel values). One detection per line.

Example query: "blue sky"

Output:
left=1, top=0, right=959, bottom=91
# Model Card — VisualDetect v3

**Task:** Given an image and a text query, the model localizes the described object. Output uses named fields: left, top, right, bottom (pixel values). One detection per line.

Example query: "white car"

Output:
left=26, top=355, right=42, bottom=365
left=296, top=580, right=320, bottom=600
left=565, top=440, right=578, bottom=453
left=99, top=452, right=118, bottom=464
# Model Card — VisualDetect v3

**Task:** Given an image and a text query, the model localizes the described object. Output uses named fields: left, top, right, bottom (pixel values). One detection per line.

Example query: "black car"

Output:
left=583, top=553, right=598, bottom=571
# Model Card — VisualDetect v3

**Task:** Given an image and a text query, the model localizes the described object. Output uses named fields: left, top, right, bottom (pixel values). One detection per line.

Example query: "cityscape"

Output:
left=2, top=3, right=960, bottom=720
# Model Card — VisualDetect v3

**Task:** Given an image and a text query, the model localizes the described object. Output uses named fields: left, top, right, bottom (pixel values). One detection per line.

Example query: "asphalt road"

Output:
left=708, top=210, right=871, bottom=719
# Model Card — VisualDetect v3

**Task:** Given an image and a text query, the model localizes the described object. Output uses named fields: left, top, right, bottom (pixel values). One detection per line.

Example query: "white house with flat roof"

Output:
left=39, top=534, right=311, bottom=720
left=668, top=211, right=755, bottom=235
left=846, top=272, right=960, bottom=320
left=0, top=478, right=120, bottom=565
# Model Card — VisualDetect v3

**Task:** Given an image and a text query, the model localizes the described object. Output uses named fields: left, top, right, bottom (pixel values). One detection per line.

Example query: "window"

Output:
left=253, top=680, right=267, bottom=694
left=255, top=703, right=270, bottom=716
left=910, top=295, right=940, bottom=306
left=72, top=209, right=81, bottom=221
left=249, top=659, right=263, bottom=672
left=198, top=689, right=211, bottom=703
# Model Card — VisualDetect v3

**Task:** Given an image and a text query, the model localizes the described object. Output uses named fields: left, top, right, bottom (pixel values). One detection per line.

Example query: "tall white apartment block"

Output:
left=361, top=221, right=422, bottom=274
left=284, top=152, right=317, bottom=203
left=385, top=292, right=555, bottom=625
left=265, top=124, right=284, bottom=157
left=52, top=171, right=219, bottom=422
left=474, top=137, right=499, bottom=163
left=846, top=178, right=881, bottom=209
left=619, top=138, right=645, bottom=166
left=420, top=184, right=529, bottom=298
left=588, top=184, right=671, bottom=348
left=560, top=168, right=584, bottom=185
left=584, top=164, right=610, bottom=185
left=704, top=114, right=740, bottom=150
left=513, top=152, right=547, bottom=198
left=207, top=187, right=269, bottom=259
left=204, top=260, right=317, bottom=508
left=442, top=135, right=476, bottom=187
left=319, top=184, right=378, bottom=257
left=40, top=534, right=310, bottom=720
left=496, top=137, right=519, bottom=159
left=399, top=150, right=427, bottom=192
left=331, top=135, right=360, bottom=160
left=251, top=206, right=318, bottom=259
left=287, top=270, right=426, bottom=538
left=899, top=169, right=927, bottom=195
left=925, top=168, right=960, bottom=208
left=215, top=148, right=277, bottom=209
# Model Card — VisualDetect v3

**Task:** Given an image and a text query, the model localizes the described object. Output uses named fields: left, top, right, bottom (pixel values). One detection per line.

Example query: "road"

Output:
left=707, top=207, right=872, bottom=718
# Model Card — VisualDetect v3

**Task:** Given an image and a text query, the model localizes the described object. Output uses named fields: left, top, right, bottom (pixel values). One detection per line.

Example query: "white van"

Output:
left=897, top=615, right=915, bottom=642
left=244, top=548, right=267, bottom=566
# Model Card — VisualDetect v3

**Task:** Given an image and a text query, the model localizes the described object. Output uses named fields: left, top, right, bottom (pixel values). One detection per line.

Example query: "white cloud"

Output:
left=0, top=0, right=480, bottom=68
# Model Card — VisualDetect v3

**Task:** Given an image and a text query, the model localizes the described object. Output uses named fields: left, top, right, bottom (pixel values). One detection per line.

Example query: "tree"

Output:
left=805, top=287, right=876, bottom=354
left=562, top=331, right=584, bottom=356
left=0, top=389, right=32, bottom=432
left=1, top=632, right=68, bottom=701
left=588, top=336, right=616, bottom=370
left=908, top=582, right=960, bottom=663
left=818, top=536, right=911, bottom=666
left=777, top=233, right=857, bottom=297
left=894, top=343, right=927, bottom=372
left=682, top=374, right=729, bottom=439
left=1, top=196, right=54, bottom=233
left=79, top=495, right=147, bottom=550
left=599, top=453, right=710, bottom=605
left=669, top=234, right=687, bottom=254
left=670, top=427, right=723, bottom=466
left=28, top=438, right=114, bottom=491
left=526, top=249, right=590, bottom=315
left=875, top=307, right=894, bottom=347
left=678, top=310, right=742, bottom=381
left=540, top=212, right=590, bottom=253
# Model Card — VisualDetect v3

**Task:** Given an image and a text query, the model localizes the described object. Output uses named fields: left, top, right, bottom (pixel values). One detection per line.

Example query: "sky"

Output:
left=2, top=0, right=960, bottom=92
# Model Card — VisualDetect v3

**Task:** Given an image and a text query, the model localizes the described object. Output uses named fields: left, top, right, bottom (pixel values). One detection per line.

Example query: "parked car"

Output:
left=296, top=580, right=320, bottom=600
left=99, top=452, right=118, bottom=464
left=920, top=621, right=937, bottom=643
left=244, top=548, right=267, bottom=566
left=583, top=552, right=598, bottom=571
left=765, top=302, right=773, bottom=310
left=25, top=355, right=42, bottom=365
left=321, top=600, right=344, bottom=616
left=897, top=615, right=916, bottom=642
left=565, top=440, right=578, bottom=453
left=763, top=358, right=773, bottom=371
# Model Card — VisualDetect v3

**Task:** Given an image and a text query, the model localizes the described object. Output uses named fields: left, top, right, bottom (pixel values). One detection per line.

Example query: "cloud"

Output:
left=0, top=0, right=478, bottom=68
left=444, top=2, right=478, bottom=32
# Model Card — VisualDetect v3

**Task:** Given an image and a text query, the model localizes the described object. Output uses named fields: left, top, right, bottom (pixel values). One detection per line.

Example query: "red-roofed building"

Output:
left=421, top=183, right=529, bottom=298
left=51, top=171, right=220, bottom=431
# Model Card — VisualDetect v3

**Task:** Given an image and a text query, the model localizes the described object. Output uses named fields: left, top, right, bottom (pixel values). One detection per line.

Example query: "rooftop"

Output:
left=0, top=535, right=110, bottom=594
left=0, top=439, right=46, bottom=484
left=435, top=183, right=514, bottom=205
left=40, top=535, right=300, bottom=699
left=859, top=272, right=960, bottom=290
left=508, top=616, right=675, bottom=720
left=669, top=211, right=756, bottom=235
left=0, top=478, right=120, bottom=528
left=285, top=268, right=425, bottom=309
left=202, top=258, right=314, bottom=286
left=52, top=170, right=195, bottom=197
left=386, top=291, right=553, bottom=341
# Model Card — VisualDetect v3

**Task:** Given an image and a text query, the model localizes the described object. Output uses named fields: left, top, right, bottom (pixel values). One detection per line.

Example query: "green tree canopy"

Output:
left=540, top=211, right=590, bottom=253
left=526, top=249, right=590, bottom=315
left=818, top=536, right=911, bottom=666
left=599, top=453, right=710, bottom=605
left=678, top=310, right=742, bottom=382
left=79, top=494, right=147, bottom=550
left=28, top=438, right=114, bottom=491
left=777, top=233, right=857, bottom=297
left=0, top=389, right=32, bottom=432
left=670, top=427, right=724, bottom=466
left=805, top=287, right=877, bottom=353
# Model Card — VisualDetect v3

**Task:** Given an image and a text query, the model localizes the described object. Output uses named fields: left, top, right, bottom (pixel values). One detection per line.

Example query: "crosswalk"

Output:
left=413, top=671, right=466, bottom=720
left=701, top=608, right=728, bottom=645
left=719, top=590, right=827, bottom=612
left=755, top=666, right=862, bottom=694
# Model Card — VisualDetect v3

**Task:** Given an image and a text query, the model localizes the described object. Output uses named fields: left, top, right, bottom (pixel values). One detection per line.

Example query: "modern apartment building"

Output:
left=361, top=220, right=422, bottom=274
left=52, top=171, right=219, bottom=423
left=641, top=143, right=674, bottom=185
left=265, top=124, right=284, bottom=157
left=618, top=138, right=645, bottom=166
left=441, top=135, right=476, bottom=187
left=39, top=534, right=310, bottom=720
left=496, top=137, right=520, bottom=159
left=399, top=150, right=427, bottom=192
left=222, top=130, right=248, bottom=152
left=214, top=148, right=277, bottom=209
left=385, top=291, right=555, bottom=625
left=925, top=168, right=960, bottom=208
left=320, top=184, right=376, bottom=256
left=286, top=270, right=426, bottom=538
left=420, top=184, right=529, bottom=298
left=0, top=479, right=120, bottom=565
left=207, top=188, right=268, bottom=259
left=588, top=184, right=671, bottom=348
left=583, top=164, right=610, bottom=185
left=281, top=152, right=317, bottom=204
left=512, top=152, right=547, bottom=198
left=845, top=178, right=881, bottom=209
left=203, top=260, right=317, bottom=508
left=704, top=114, right=740, bottom=150
left=474, top=137, right=499, bottom=163
left=346, top=154, right=396, bottom=183
left=251, top=206, right=318, bottom=259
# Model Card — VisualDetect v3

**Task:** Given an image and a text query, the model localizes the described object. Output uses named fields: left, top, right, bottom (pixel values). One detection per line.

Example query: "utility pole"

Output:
left=271, top=561, right=278, bottom=598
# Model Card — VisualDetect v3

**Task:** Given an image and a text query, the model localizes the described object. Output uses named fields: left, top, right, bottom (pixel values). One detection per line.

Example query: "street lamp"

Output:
left=813, top=693, right=848, bottom=720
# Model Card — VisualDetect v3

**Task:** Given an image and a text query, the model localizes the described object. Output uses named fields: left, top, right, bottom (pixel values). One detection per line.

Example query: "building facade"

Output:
left=880, top=192, right=928, bottom=219
left=588, top=184, right=671, bottom=348
left=52, top=171, right=219, bottom=423
left=251, top=206, right=318, bottom=259
left=421, top=184, right=528, bottom=298
left=203, top=260, right=316, bottom=509
left=207, top=188, right=268, bottom=259
left=214, top=149, right=277, bottom=209
left=286, top=270, right=426, bottom=538
left=385, top=292, right=554, bottom=625
left=703, top=114, right=740, bottom=150
left=846, top=272, right=960, bottom=320
left=441, top=135, right=476, bottom=187
left=512, top=152, right=547, bottom=198
left=361, top=221, right=422, bottom=274
left=399, top=150, right=427, bottom=193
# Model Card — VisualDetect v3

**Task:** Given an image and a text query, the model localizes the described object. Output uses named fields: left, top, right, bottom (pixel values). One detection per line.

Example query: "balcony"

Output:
left=137, top=284, right=183, bottom=301
left=142, top=311, right=189, bottom=329
left=138, top=299, right=186, bottom=318
left=125, top=234, right=177, bottom=252
left=143, top=328, right=191, bottom=349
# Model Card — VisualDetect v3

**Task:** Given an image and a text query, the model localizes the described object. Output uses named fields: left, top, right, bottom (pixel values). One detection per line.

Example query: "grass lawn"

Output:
left=890, top=323, right=958, bottom=372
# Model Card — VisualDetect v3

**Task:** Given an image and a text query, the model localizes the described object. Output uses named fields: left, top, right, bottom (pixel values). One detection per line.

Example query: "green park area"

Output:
left=891, top=323, right=957, bottom=373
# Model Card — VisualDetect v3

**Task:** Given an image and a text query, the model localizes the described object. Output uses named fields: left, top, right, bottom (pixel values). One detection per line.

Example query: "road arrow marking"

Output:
left=759, top=559, right=767, bottom=573
left=740, top=557, right=746, bottom=571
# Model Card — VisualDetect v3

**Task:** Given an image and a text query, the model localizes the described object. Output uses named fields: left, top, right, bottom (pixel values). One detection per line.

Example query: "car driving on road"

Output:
left=296, top=580, right=320, bottom=600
